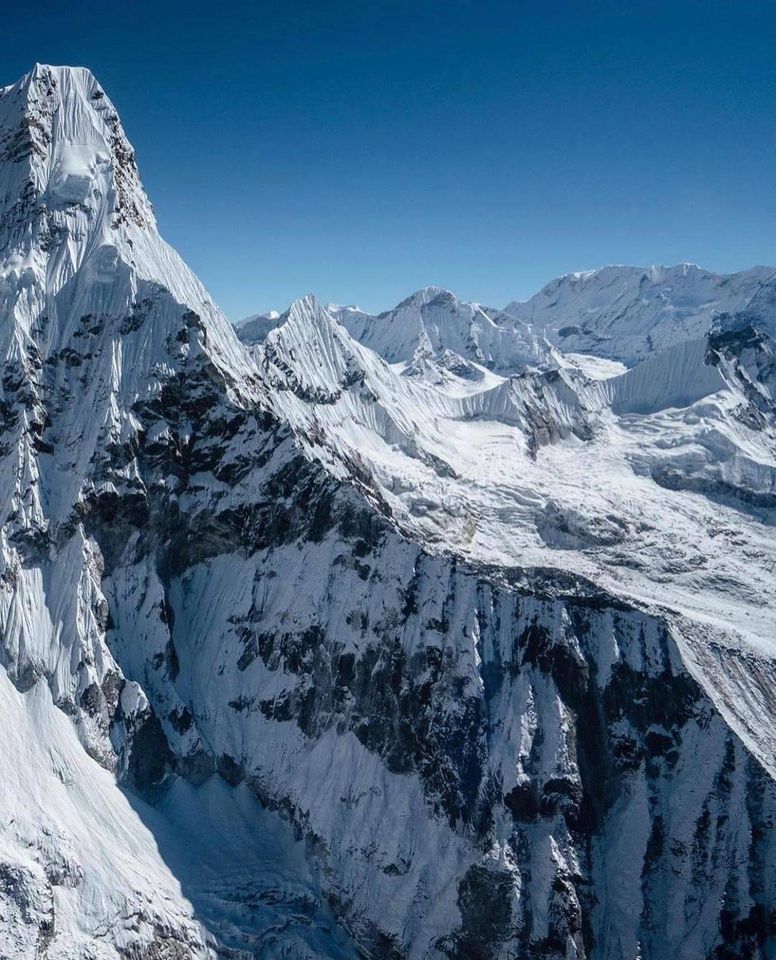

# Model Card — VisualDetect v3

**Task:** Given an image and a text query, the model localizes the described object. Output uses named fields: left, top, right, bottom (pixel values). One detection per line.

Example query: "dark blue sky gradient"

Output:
left=4, top=1, right=776, bottom=318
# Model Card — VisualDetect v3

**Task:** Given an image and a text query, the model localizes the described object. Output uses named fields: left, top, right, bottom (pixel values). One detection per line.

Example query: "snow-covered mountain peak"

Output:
left=388, top=284, right=453, bottom=310
left=256, top=293, right=376, bottom=404
left=505, top=261, right=776, bottom=363
left=0, top=64, right=253, bottom=389
left=3, top=62, right=776, bottom=960
left=0, top=63, right=154, bottom=234
left=285, top=291, right=330, bottom=325
left=324, top=284, right=553, bottom=374
left=234, top=309, right=282, bottom=346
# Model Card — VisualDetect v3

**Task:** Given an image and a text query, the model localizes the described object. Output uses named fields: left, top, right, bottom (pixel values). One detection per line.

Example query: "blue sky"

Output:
left=4, top=1, right=776, bottom=319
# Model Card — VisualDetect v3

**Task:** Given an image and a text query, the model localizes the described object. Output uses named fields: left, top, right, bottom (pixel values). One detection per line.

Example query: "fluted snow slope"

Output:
left=2, top=63, right=776, bottom=960
left=0, top=64, right=352, bottom=959
left=331, top=287, right=554, bottom=374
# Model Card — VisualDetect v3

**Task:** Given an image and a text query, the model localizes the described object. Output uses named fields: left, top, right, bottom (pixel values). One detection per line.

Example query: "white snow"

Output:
left=249, top=293, right=776, bottom=779
left=504, top=262, right=776, bottom=364
left=2, top=60, right=776, bottom=960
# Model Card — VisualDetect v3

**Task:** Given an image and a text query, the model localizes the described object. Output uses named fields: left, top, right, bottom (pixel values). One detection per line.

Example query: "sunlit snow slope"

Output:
left=1, top=63, right=776, bottom=960
left=504, top=262, right=776, bottom=364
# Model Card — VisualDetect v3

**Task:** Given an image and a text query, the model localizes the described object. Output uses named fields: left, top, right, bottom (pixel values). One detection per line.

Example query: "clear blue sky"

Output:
left=4, top=1, right=776, bottom=319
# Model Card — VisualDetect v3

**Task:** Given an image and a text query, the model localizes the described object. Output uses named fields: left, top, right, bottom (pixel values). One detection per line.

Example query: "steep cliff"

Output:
left=1, top=65, right=775, bottom=960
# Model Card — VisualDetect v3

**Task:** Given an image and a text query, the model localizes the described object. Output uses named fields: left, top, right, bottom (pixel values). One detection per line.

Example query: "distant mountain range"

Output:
left=239, top=262, right=776, bottom=367
left=1, top=64, right=775, bottom=960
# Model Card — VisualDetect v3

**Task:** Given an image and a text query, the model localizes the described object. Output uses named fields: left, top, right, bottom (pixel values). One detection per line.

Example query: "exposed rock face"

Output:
left=0, top=64, right=775, bottom=960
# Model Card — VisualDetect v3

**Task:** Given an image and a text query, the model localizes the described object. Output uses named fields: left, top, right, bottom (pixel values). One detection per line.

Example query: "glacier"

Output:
left=0, top=63, right=775, bottom=959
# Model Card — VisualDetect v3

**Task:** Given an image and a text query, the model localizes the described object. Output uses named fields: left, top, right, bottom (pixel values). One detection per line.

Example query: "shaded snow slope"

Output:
left=250, top=300, right=776, bottom=780
left=3, top=63, right=776, bottom=960
left=236, top=309, right=282, bottom=345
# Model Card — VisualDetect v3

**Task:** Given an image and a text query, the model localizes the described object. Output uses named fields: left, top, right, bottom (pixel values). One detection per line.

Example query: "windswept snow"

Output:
left=2, top=62, right=776, bottom=960
left=504, top=262, right=776, bottom=364
left=331, top=286, right=555, bottom=373
left=246, top=295, right=776, bottom=778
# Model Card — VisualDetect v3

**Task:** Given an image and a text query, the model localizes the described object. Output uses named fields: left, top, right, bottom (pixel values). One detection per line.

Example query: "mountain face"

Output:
left=236, top=309, right=281, bottom=346
left=1, top=64, right=776, bottom=960
left=504, top=263, right=776, bottom=365
left=331, top=287, right=555, bottom=375
left=243, top=264, right=776, bottom=373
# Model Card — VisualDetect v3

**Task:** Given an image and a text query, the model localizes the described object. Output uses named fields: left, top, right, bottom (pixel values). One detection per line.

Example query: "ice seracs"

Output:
left=2, top=63, right=776, bottom=960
